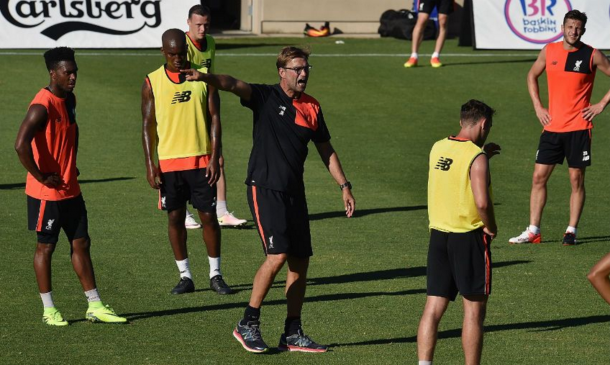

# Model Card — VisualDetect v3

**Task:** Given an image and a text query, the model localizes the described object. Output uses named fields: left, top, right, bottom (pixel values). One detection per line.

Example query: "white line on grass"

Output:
left=0, top=51, right=540, bottom=57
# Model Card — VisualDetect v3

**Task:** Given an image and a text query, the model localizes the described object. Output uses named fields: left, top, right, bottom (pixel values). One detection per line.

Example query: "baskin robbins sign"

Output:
left=0, top=0, right=192, bottom=48
left=504, top=0, right=572, bottom=44
left=472, top=0, right=610, bottom=50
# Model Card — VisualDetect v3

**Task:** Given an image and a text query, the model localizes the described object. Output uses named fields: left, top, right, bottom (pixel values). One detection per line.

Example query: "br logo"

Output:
left=435, top=157, right=453, bottom=171
left=504, top=0, right=572, bottom=44
left=171, top=91, right=192, bottom=104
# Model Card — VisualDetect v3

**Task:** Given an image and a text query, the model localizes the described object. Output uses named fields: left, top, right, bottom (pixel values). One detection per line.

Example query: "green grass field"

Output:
left=1, top=36, right=610, bottom=364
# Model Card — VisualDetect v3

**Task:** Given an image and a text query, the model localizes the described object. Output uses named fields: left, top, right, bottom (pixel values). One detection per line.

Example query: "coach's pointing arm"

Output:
left=182, top=68, right=252, bottom=102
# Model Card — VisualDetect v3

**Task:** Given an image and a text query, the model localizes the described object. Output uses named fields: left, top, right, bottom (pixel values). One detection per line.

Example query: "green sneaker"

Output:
left=43, top=307, right=69, bottom=326
left=86, top=302, right=127, bottom=324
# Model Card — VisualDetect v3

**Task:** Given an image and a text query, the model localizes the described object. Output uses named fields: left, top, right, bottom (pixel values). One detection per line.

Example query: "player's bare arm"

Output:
left=314, top=141, right=355, bottom=217
left=527, top=46, right=552, bottom=126
left=181, top=68, right=253, bottom=101
left=141, top=80, right=161, bottom=189
left=206, top=84, right=221, bottom=185
left=582, top=49, right=610, bottom=121
left=15, top=104, right=61, bottom=188
left=471, top=154, right=497, bottom=238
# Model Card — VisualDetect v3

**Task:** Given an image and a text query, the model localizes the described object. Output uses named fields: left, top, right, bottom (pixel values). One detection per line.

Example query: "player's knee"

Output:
left=265, top=253, right=288, bottom=271
left=72, top=236, right=91, bottom=252
left=36, top=243, right=56, bottom=256
left=198, top=211, right=219, bottom=227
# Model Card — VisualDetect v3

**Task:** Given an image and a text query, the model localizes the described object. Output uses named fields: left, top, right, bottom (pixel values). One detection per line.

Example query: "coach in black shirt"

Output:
left=183, top=46, right=355, bottom=353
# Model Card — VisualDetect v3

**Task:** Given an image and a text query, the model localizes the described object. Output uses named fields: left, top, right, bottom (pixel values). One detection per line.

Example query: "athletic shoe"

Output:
left=563, top=232, right=577, bottom=246
left=171, top=277, right=195, bottom=294
left=218, top=212, right=247, bottom=227
left=430, top=57, right=443, bottom=68
left=233, top=320, right=269, bottom=353
left=86, top=303, right=127, bottom=324
left=278, top=329, right=328, bottom=353
left=210, top=275, right=233, bottom=295
left=42, top=307, right=68, bottom=327
left=185, top=211, right=201, bottom=229
left=403, top=57, right=418, bottom=68
left=509, top=228, right=542, bottom=244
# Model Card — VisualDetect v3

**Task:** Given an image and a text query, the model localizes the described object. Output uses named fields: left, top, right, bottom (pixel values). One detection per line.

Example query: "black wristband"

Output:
left=339, top=181, right=352, bottom=190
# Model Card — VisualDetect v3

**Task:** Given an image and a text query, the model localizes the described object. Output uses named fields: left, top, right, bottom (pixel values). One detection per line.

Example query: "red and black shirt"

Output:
left=241, top=84, right=331, bottom=195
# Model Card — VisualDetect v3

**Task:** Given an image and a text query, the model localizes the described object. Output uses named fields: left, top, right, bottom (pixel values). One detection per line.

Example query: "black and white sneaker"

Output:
left=210, top=275, right=233, bottom=295
left=278, top=329, right=328, bottom=353
left=171, top=277, right=195, bottom=295
left=563, top=232, right=577, bottom=246
left=233, top=320, right=269, bottom=353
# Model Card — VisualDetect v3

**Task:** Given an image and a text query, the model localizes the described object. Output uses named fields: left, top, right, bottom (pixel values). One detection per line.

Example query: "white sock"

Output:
left=209, top=256, right=221, bottom=279
left=84, top=288, right=101, bottom=303
left=431, top=52, right=440, bottom=59
left=216, top=200, right=228, bottom=217
left=176, top=258, right=192, bottom=279
left=40, top=291, right=55, bottom=308
left=411, top=52, right=419, bottom=59
left=419, top=361, right=433, bottom=365
left=566, top=226, right=577, bottom=235
left=528, top=225, right=540, bottom=234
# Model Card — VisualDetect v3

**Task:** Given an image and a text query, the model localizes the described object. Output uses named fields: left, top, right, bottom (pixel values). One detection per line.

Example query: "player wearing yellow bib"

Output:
left=142, top=29, right=233, bottom=296
left=184, top=4, right=247, bottom=228
left=418, top=100, right=499, bottom=365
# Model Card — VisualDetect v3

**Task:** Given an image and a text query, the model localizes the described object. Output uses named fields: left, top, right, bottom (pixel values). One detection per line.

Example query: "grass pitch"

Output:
left=1, top=37, right=609, bottom=364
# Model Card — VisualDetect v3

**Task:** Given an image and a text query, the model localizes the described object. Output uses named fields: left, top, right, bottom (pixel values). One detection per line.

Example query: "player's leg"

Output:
left=417, top=295, right=450, bottom=361
left=530, top=162, right=555, bottom=227
left=430, top=13, right=448, bottom=67
left=405, top=11, right=431, bottom=67
left=588, top=252, right=610, bottom=305
left=462, top=295, right=488, bottom=365
left=216, top=155, right=247, bottom=227
left=29, top=197, right=68, bottom=326
left=567, top=167, right=586, bottom=228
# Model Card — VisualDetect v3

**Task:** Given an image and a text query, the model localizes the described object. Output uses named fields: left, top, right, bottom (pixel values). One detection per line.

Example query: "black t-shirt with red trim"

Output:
left=241, top=84, right=331, bottom=194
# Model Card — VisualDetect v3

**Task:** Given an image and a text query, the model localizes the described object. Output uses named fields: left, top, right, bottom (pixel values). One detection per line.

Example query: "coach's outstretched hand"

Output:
left=483, top=143, right=501, bottom=159
left=181, top=68, right=204, bottom=82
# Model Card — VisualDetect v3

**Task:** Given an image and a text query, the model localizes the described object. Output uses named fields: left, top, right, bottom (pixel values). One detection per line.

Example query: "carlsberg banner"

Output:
left=0, top=0, right=192, bottom=48
left=473, top=0, right=610, bottom=49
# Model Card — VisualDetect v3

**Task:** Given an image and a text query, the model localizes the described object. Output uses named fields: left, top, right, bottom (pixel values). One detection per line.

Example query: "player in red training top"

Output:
left=15, top=47, right=126, bottom=326
left=509, top=10, right=610, bottom=245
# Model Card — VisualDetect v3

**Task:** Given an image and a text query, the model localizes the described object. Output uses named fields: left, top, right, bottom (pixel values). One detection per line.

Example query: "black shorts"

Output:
left=416, top=0, right=455, bottom=15
left=247, top=185, right=312, bottom=258
left=27, top=194, right=89, bottom=244
left=427, top=228, right=492, bottom=300
left=159, top=168, right=217, bottom=213
left=536, top=130, right=591, bottom=168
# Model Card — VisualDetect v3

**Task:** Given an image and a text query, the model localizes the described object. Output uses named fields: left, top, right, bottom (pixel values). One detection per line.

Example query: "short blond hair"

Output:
left=276, top=46, right=310, bottom=69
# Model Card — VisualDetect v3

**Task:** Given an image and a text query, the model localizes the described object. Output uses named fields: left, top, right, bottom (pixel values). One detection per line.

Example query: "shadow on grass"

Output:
left=0, top=177, right=135, bottom=190
left=229, top=260, right=530, bottom=290
left=330, top=315, right=610, bottom=347
left=528, top=236, right=610, bottom=245
left=309, top=205, right=427, bottom=221
left=107, top=288, right=426, bottom=322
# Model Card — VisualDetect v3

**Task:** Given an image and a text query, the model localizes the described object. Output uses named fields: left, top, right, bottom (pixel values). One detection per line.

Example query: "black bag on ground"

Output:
left=378, top=9, right=436, bottom=40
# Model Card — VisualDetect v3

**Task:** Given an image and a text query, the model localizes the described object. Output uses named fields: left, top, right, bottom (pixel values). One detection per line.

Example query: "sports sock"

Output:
left=176, top=258, right=192, bottom=279
left=528, top=225, right=540, bottom=235
left=208, top=256, right=221, bottom=279
left=216, top=200, right=228, bottom=217
left=40, top=291, right=55, bottom=308
left=566, top=226, right=577, bottom=235
left=84, top=288, right=101, bottom=303
left=284, top=316, right=302, bottom=336
left=431, top=52, right=440, bottom=58
left=242, top=305, right=260, bottom=324
left=419, top=361, right=433, bottom=365
left=410, top=52, right=419, bottom=59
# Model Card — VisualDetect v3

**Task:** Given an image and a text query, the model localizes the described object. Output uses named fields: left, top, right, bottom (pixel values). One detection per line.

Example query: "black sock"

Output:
left=241, top=305, right=260, bottom=325
left=284, top=316, right=301, bottom=336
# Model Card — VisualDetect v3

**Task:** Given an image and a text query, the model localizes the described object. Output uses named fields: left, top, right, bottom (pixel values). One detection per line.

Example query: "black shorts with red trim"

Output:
left=159, top=168, right=217, bottom=213
left=536, top=129, right=591, bottom=168
left=416, top=0, right=455, bottom=15
left=427, top=228, right=492, bottom=300
left=27, top=194, right=89, bottom=244
left=247, top=185, right=312, bottom=258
